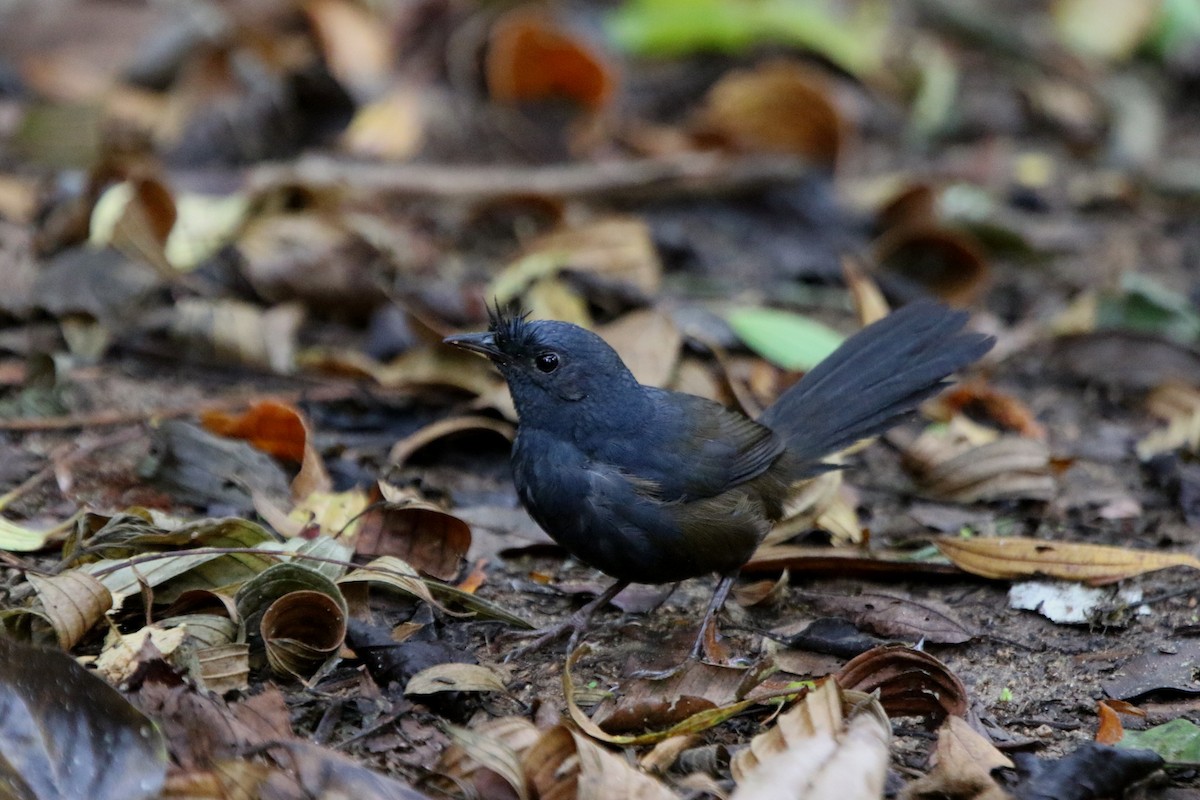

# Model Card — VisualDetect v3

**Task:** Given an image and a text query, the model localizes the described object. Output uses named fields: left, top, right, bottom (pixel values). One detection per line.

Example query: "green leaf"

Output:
left=1120, top=717, right=1200, bottom=763
left=606, top=0, right=886, bottom=77
left=1097, top=272, right=1200, bottom=343
left=726, top=307, right=846, bottom=371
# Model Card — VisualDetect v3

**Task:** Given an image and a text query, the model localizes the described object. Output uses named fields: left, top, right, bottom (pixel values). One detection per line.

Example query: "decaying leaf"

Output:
left=1137, top=381, right=1200, bottom=459
left=524, top=725, right=679, bottom=800
left=597, top=309, right=683, bottom=388
left=0, top=636, right=168, bottom=800
left=701, top=59, right=845, bottom=167
left=202, top=399, right=331, bottom=501
left=355, top=486, right=471, bottom=582
left=731, top=681, right=890, bottom=800
left=487, top=8, right=615, bottom=111
left=169, top=299, right=304, bottom=374
left=835, top=645, right=968, bottom=722
left=260, top=589, right=347, bottom=680
left=405, top=663, right=509, bottom=696
left=440, top=716, right=540, bottom=800
left=937, top=536, right=1200, bottom=585
left=904, top=428, right=1056, bottom=503
left=26, top=570, right=112, bottom=649
left=900, top=716, right=1013, bottom=800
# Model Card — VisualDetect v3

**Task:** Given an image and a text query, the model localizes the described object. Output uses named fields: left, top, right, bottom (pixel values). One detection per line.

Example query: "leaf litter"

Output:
left=4, top=0, right=1200, bottom=796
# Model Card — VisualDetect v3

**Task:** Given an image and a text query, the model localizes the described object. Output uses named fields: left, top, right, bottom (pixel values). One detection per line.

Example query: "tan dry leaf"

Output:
left=27, top=570, right=112, bottom=650
left=702, top=60, right=844, bottom=167
left=405, top=663, right=509, bottom=696
left=899, top=716, right=1012, bottom=800
left=508, top=216, right=662, bottom=297
left=843, top=255, right=890, bottom=327
left=1137, top=382, right=1200, bottom=459
left=170, top=299, right=303, bottom=374
left=731, top=682, right=890, bottom=800
left=935, top=536, right=1200, bottom=585
left=195, top=642, right=250, bottom=694
left=441, top=716, right=540, bottom=800
left=765, top=470, right=862, bottom=547
left=907, top=432, right=1055, bottom=503
left=597, top=309, right=683, bottom=388
left=524, top=726, right=679, bottom=800
left=305, top=0, right=393, bottom=96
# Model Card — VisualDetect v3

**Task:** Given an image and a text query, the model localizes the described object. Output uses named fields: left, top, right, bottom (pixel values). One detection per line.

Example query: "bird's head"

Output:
left=444, top=307, right=640, bottom=420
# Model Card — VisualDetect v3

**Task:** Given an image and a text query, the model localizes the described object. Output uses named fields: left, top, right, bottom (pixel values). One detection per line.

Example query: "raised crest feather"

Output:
left=487, top=302, right=537, bottom=352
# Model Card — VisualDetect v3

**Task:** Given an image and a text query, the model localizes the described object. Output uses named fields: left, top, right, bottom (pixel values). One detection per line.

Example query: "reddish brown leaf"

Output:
left=835, top=645, right=968, bottom=723
left=356, top=490, right=471, bottom=581
left=487, top=10, right=614, bottom=111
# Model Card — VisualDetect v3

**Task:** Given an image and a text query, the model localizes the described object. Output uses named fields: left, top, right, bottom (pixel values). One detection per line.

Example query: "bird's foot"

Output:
left=628, top=612, right=730, bottom=681
left=502, top=579, right=629, bottom=663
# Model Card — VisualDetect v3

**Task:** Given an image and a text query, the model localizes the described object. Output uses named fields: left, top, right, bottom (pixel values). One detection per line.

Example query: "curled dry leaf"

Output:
left=356, top=486, right=471, bottom=581
left=596, top=309, right=683, bottom=388
left=936, top=535, right=1200, bottom=585
left=733, top=572, right=789, bottom=608
left=202, top=399, right=331, bottom=501
left=874, top=223, right=989, bottom=306
left=523, top=725, right=679, bottom=800
left=26, top=569, right=112, bottom=649
left=261, top=589, right=347, bottom=680
left=766, top=470, right=863, bottom=547
left=405, top=662, right=509, bottom=697
left=235, top=562, right=349, bottom=654
left=389, top=415, right=515, bottom=468
left=836, top=645, right=969, bottom=723
left=90, top=175, right=178, bottom=278
left=900, top=716, right=1013, bottom=800
left=905, top=431, right=1056, bottom=503
left=731, top=681, right=890, bottom=800
left=743, top=544, right=962, bottom=579
left=701, top=60, right=845, bottom=168
left=486, top=8, right=615, bottom=111
left=843, top=254, right=890, bottom=327
left=937, top=380, right=1047, bottom=440
left=304, top=0, right=393, bottom=96
left=194, top=642, right=250, bottom=694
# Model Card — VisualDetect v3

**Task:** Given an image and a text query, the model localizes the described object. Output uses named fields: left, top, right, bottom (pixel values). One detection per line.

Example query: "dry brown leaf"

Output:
left=732, top=572, right=789, bottom=608
left=487, top=9, right=614, bottom=111
left=874, top=223, right=990, bottom=306
left=843, top=255, right=890, bottom=327
left=27, top=570, right=112, bottom=649
left=701, top=60, right=844, bottom=167
left=341, top=86, right=425, bottom=160
left=900, top=716, right=1013, bottom=800
left=878, top=183, right=938, bottom=233
left=731, top=682, right=890, bottom=800
left=305, top=0, right=393, bottom=96
left=640, top=735, right=698, bottom=775
left=523, top=725, right=678, bottom=800
left=405, top=663, right=509, bottom=696
left=597, top=309, right=683, bottom=388
left=766, top=470, right=863, bottom=546
left=389, top=415, right=515, bottom=467
left=261, top=589, right=346, bottom=680
left=836, top=645, right=968, bottom=722
left=202, top=400, right=331, bottom=501
left=937, top=381, right=1046, bottom=440
left=905, top=430, right=1055, bottom=503
left=356, top=486, right=471, bottom=581
left=744, top=544, right=962, bottom=579
left=195, top=642, right=250, bottom=694
left=170, top=299, right=304, bottom=374
left=935, top=536, right=1200, bottom=585
left=1137, top=382, right=1200, bottom=459
left=440, top=716, right=540, bottom=800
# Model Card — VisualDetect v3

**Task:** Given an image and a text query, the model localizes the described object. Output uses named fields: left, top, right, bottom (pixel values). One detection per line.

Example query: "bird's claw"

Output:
left=501, top=610, right=594, bottom=663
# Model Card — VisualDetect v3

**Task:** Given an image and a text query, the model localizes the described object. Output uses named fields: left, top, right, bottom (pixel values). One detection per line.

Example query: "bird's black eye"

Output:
left=535, top=352, right=560, bottom=373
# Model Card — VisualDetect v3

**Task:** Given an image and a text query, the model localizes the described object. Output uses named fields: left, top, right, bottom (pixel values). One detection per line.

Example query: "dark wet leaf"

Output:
left=770, top=617, right=888, bottom=659
left=1010, top=742, right=1162, bottom=800
left=1102, top=637, right=1200, bottom=700
left=0, top=636, right=167, bottom=800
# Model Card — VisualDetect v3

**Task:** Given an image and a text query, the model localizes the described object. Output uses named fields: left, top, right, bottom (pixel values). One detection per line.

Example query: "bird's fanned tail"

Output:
left=758, top=301, right=994, bottom=475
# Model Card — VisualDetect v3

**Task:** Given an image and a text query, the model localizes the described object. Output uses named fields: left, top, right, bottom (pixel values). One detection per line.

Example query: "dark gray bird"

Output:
left=446, top=302, right=993, bottom=669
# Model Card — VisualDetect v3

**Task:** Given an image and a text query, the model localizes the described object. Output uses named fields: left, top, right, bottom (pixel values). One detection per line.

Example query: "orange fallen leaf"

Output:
left=935, top=536, right=1200, bottom=585
left=487, top=9, right=614, bottom=111
left=939, top=380, right=1047, bottom=440
left=202, top=400, right=331, bottom=501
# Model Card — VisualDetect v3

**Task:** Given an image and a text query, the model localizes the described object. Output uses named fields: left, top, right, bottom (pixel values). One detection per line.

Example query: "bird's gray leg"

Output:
left=504, top=579, right=630, bottom=661
left=632, top=571, right=738, bottom=680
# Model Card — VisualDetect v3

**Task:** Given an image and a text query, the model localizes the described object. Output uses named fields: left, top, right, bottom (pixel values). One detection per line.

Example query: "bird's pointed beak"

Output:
left=444, top=331, right=505, bottom=360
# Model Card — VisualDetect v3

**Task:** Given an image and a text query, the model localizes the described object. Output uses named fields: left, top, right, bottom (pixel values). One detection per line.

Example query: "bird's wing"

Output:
left=630, top=390, right=786, bottom=502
